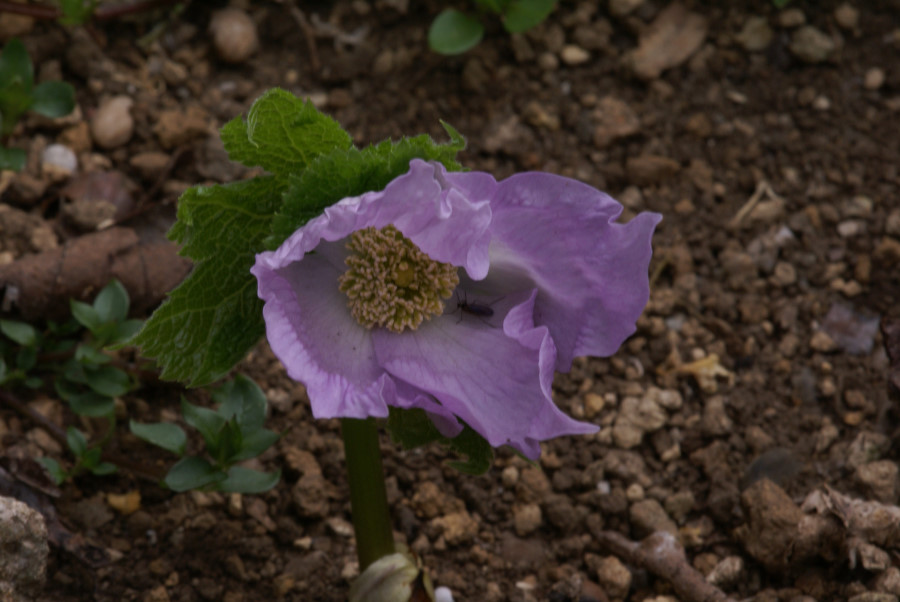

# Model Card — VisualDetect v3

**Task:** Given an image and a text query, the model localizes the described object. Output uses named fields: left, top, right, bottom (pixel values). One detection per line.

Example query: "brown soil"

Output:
left=2, top=1, right=900, bottom=601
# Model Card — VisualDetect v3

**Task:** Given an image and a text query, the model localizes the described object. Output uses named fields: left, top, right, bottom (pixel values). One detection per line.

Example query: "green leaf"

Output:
left=230, top=428, right=279, bottom=462
left=81, top=446, right=101, bottom=468
left=24, top=376, right=43, bottom=388
left=110, top=319, right=144, bottom=345
left=502, top=0, right=556, bottom=33
left=74, top=343, right=111, bottom=365
left=15, top=346, right=36, bottom=372
left=164, top=456, right=224, bottom=492
left=387, top=408, right=493, bottom=475
left=130, top=420, right=187, bottom=456
left=31, top=80, right=75, bottom=118
left=0, top=146, right=25, bottom=171
left=0, top=38, right=33, bottom=93
left=214, top=374, right=267, bottom=435
left=84, top=365, right=130, bottom=397
left=132, top=177, right=284, bottom=386
left=267, top=124, right=465, bottom=248
left=58, top=0, right=97, bottom=26
left=428, top=9, right=484, bottom=55
left=220, top=88, right=352, bottom=178
left=38, top=457, right=66, bottom=485
left=218, top=466, right=280, bottom=494
left=0, top=358, right=6, bottom=383
left=71, top=299, right=102, bottom=332
left=90, top=462, right=117, bottom=476
left=93, top=279, right=130, bottom=324
left=181, top=399, right=226, bottom=450
left=67, top=391, right=115, bottom=417
left=66, top=427, right=87, bottom=457
left=0, top=319, right=37, bottom=346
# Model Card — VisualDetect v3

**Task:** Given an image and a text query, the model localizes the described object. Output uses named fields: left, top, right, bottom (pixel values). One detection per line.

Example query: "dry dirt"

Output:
left=1, top=1, right=900, bottom=601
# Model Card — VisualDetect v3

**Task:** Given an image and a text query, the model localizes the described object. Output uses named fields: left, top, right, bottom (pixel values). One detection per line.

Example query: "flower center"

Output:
left=338, top=225, right=459, bottom=333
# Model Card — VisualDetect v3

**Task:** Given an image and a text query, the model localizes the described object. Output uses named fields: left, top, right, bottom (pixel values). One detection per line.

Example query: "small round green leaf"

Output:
left=84, top=365, right=130, bottom=397
left=0, top=146, right=25, bottom=171
left=31, top=81, right=75, bottom=118
left=218, top=466, right=281, bottom=494
left=428, top=9, right=484, bottom=55
left=66, top=427, right=87, bottom=457
left=93, top=280, right=130, bottom=324
left=0, top=38, right=33, bottom=92
left=68, top=391, right=115, bottom=417
left=71, top=299, right=101, bottom=332
left=0, top=319, right=37, bottom=346
left=38, top=457, right=66, bottom=485
left=502, top=0, right=556, bottom=34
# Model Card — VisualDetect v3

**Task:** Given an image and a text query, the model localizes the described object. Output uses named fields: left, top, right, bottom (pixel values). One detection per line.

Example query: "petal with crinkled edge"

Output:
left=252, top=160, right=494, bottom=419
left=372, top=290, right=597, bottom=459
left=488, top=173, right=662, bottom=371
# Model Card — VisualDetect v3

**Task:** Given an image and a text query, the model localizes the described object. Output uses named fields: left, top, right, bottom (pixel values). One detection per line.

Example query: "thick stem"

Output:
left=341, top=417, right=395, bottom=571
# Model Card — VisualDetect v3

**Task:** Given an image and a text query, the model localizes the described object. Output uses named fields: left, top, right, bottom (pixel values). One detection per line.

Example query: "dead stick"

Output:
left=595, top=530, right=736, bottom=602
left=286, top=1, right=321, bottom=73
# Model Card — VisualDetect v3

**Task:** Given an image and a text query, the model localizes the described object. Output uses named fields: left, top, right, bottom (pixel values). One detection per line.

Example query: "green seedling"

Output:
left=428, top=0, right=556, bottom=55
left=130, top=374, right=281, bottom=494
left=58, top=0, right=100, bottom=25
left=39, top=426, right=117, bottom=484
left=0, top=38, right=76, bottom=170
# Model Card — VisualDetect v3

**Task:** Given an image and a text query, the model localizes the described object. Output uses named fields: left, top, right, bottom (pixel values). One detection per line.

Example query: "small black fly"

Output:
left=452, top=290, right=495, bottom=324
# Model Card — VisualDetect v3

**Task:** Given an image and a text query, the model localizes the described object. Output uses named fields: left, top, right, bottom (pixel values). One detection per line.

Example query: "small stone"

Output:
left=886, top=210, right=900, bottom=236
left=626, top=3, right=708, bottom=80
left=810, top=330, right=837, bottom=352
left=875, top=567, right=900, bottom=596
left=777, top=8, right=806, bottom=28
left=537, top=51, right=558, bottom=71
left=706, top=556, right=743, bottom=588
left=771, top=261, right=797, bottom=286
left=838, top=219, right=866, bottom=238
left=812, top=95, right=831, bottom=111
left=618, top=396, right=667, bottom=432
left=608, top=0, right=644, bottom=17
left=143, top=585, right=170, bottom=602
left=625, top=483, right=645, bottom=502
left=502, top=465, right=520, bottom=488
left=701, top=396, right=732, bottom=437
left=560, top=44, right=590, bottom=66
left=0, top=11, right=34, bottom=39
left=626, top=155, right=680, bottom=185
left=846, top=431, right=890, bottom=469
left=106, top=490, right=141, bottom=515
left=790, top=26, right=835, bottom=63
left=592, top=96, right=640, bottom=148
left=612, top=420, right=644, bottom=449
left=41, top=144, right=77, bottom=181
left=736, top=17, right=774, bottom=52
left=815, top=418, right=840, bottom=453
left=663, top=490, right=695, bottom=523
left=737, top=479, right=804, bottom=572
left=848, top=594, right=899, bottom=602
left=90, top=95, right=134, bottom=149
left=431, top=510, right=479, bottom=546
left=154, top=105, right=210, bottom=149
left=513, top=503, right=543, bottom=536
left=856, top=461, right=899, bottom=503
left=129, top=151, right=171, bottom=181
left=595, top=555, right=631, bottom=599
left=864, top=68, right=886, bottom=91
left=210, top=8, right=258, bottom=64
left=834, top=3, right=859, bottom=30
left=583, top=392, right=607, bottom=418
left=629, top=499, right=677, bottom=538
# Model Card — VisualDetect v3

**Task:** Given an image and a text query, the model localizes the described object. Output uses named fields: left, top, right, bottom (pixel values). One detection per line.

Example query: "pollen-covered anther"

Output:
left=338, top=225, right=459, bottom=333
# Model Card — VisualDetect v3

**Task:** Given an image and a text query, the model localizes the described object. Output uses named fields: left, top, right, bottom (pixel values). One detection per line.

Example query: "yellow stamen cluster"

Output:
left=338, top=225, right=459, bottom=333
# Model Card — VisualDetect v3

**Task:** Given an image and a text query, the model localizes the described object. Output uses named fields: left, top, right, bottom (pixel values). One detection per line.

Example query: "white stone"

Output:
left=90, top=95, right=134, bottom=149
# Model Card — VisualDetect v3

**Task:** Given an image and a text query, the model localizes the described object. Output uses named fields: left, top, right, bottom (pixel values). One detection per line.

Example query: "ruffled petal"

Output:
left=372, top=290, right=597, bottom=459
left=253, top=240, right=395, bottom=418
left=488, top=172, right=662, bottom=371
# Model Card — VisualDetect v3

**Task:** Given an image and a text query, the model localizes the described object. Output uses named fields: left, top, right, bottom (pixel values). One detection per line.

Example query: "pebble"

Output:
left=129, top=151, right=171, bottom=181
left=738, top=479, right=804, bottom=572
left=701, top=395, right=733, bottom=437
left=706, top=556, right=743, bottom=588
left=608, top=0, right=644, bottom=17
left=810, top=330, right=837, bottom=352
left=777, top=8, right=806, bottom=28
left=848, top=594, right=899, bottom=602
left=431, top=511, right=479, bottom=546
left=627, top=4, right=708, bottom=80
left=864, top=68, right=886, bottom=90
left=736, top=16, right=774, bottom=52
left=501, top=465, right=520, bottom=488
left=856, top=461, right=899, bottom=503
left=618, top=396, right=667, bottom=432
left=629, top=499, right=678, bottom=537
left=626, top=155, right=680, bottom=185
left=210, top=8, right=259, bottom=64
left=560, top=44, right=590, bottom=66
left=875, top=567, right=900, bottom=596
left=592, top=95, right=641, bottom=148
left=771, top=261, right=797, bottom=286
left=153, top=105, right=210, bottom=149
left=790, top=26, right=836, bottom=63
left=663, top=490, right=695, bottom=523
left=537, top=52, right=559, bottom=71
left=0, top=496, right=48, bottom=599
left=41, top=144, right=77, bottom=181
left=887, top=210, right=900, bottom=235
left=594, top=555, right=632, bottom=598
left=834, top=3, right=859, bottom=30
left=90, top=95, right=134, bottom=149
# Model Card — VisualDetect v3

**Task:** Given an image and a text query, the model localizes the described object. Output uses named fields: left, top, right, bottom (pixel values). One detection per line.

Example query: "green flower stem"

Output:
left=341, top=417, right=396, bottom=570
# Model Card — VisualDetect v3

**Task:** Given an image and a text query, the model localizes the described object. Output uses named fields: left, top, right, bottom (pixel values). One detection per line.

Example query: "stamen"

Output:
left=338, top=225, right=459, bottom=333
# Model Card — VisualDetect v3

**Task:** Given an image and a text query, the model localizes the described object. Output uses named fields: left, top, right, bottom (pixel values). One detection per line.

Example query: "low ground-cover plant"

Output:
left=0, top=38, right=75, bottom=170
left=428, top=0, right=556, bottom=54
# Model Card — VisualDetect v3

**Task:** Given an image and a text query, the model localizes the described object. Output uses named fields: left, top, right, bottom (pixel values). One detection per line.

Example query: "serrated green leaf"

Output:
left=133, top=177, right=284, bottom=386
left=66, top=427, right=87, bottom=457
left=68, top=391, right=115, bottom=417
left=0, top=319, right=37, bottom=346
left=502, top=0, right=556, bottom=33
left=84, top=365, right=130, bottom=397
left=31, top=80, right=75, bottom=118
left=164, top=456, right=224, bottom=492
left=214, top=374, right=267, bottom=435
left=386, top=408, right=493, bottom=475
left=220, top=88, right=352, bottom=178
left=93, top=279, right=130, bottom=324
left=267, top=127, right=466, bottom=248
left=182, top=399, right=226, bottom=450
left=218, top=466, right=280, bottom=494
left=130, top=420, right=187, bottom=456
left=0, top=146, right=25, bottom=171
left=110, top=319, right=143, bottom=345
left=428, top=9, right=484, bottom=55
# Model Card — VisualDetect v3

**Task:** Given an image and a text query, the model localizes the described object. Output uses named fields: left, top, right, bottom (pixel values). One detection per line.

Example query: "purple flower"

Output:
left=252, top=159, right=661, bottom=459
